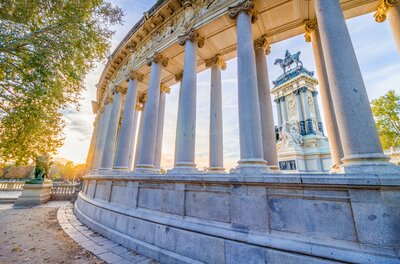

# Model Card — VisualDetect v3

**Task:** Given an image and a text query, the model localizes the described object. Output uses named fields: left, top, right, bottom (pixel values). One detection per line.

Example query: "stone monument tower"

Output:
left=271, top=50, right=331, bottom=173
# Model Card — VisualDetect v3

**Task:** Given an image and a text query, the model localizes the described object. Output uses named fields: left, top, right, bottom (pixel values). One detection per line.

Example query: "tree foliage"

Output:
left=371, top=90, right=400, bottom=149
left=0, top=0, right=123, bottom=164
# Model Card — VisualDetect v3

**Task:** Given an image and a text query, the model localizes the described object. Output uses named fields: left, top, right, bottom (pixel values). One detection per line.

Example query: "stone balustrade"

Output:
left=0, top=181, right=24, bottom=191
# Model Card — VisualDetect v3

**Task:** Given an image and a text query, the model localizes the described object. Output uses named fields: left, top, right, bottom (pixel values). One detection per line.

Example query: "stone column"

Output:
left=134, top=95, right=146, bottom=168
left=114, top=72, right=143, bottom=170
left=92, top=100, right=112, bottom=170
left=315, top=0, right=395, bottom=173
left=135, top=53, right=168, bottom=173
left=205, top=55, right=226, bottom=172
left=154, top=84, right=170, bottom=170
left=311, top=91, right=323, bottom=134
left=100, top=87, right=125, bottom=170
left=300, top=87, right=314, bottom=135
left=293, top=90, right=306, bottom=135
left=173, top=29, right=204, bottom=172
left=128, top=105, right=140, bottom=170
left=254, top=36, right=279, bottom=171
left=280, top=97, right=289, bottom=124
left=85, top=115, right=100, bottom=171
left=274, top=98, right=283, bottom=128
left=228, top=0, right=269, bottom=172
left=374, top=1, right=400, bottom=52
left=305, top=20, right=344, bottom=170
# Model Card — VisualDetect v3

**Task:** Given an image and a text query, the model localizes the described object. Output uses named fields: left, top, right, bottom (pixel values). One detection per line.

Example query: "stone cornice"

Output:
left=146, top=53, right=169, bottom=67
left=254, top=35, right=271, bottom=55
left=129, top=71, right=144, bottom=82
left=228, top=0, right=258, bottom=24
left=205, top=54, right=226, bottom=70
left=304, top=20, right=318, bottom=42
left=178, top=28, right=205, bottom=48
left=160, top=83, right=171, bottom=94
left=374, top=0, right=399, bottom=22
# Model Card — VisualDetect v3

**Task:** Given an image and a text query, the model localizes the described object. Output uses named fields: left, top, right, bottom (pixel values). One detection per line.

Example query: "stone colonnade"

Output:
left=86, top=0, right=400, bottom=174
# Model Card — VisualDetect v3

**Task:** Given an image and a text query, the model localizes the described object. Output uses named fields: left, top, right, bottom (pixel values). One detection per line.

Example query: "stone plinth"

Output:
left=14, top=182, right=52, bottom=207
left=75, top=171, right=400, bottom=264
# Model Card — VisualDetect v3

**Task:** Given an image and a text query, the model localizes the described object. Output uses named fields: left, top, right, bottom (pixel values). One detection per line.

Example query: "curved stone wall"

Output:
left=75, top=173, right=400, bottom=263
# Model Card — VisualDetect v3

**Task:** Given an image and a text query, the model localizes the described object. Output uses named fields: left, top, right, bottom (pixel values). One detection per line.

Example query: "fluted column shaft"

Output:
left=92, top=103, right=112, bottom=169
left=128, top=109, right=139, bottom=170
left=209, top=63, right=224, bottom=171
left=388, top=4, right=400, bottom=52
left=101, top=90, right=123, bottom=169
left=154, top=86, right=169, bottom=170
left=275, top=99, right=282, bottom=127
left=294, top=91, right=306, bottom=135
left=315, top=0, right=389, bottom=171
left=136, top=60, right=163, bottom=171
left=308, top=27, right=344, bottom=169
left=114, top=76, right=140, bottom=170
left=233, top=10, right=266, bottom=170
left=174, top=38, right=198, bottom=170
left=85, top=116, right=100, bottom=171
left=300, top=88, right=313, bottom=134
left=255, top=43, right=279, bottom=170
left=312, top=91, right=323, bottom=133
left=280, top=97, right=288, bottom=124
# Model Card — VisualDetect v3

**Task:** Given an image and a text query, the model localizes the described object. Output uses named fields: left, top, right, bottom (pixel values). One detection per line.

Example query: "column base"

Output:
left=340, top=153, right=400, bottom=174
left=268, top=165, right=281, bottom=172
left=113, top=166, right=130, bottom=171
left=168, top=162, right=200, bottom=174
left=207, top=167, right=226, bottom=173
left=134, top=164, right=160, bottom=174
left=234, top=159, right=272, bottom=174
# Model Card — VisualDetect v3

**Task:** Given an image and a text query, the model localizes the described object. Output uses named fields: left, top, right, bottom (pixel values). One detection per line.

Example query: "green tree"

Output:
left=0, top=0, right=123, bottom=164
left=371, top=90, right=400, bottom=149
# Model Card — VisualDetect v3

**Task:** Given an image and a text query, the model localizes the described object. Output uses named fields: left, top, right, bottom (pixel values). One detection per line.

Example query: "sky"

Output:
left=56, top=1, right=400, bottom=170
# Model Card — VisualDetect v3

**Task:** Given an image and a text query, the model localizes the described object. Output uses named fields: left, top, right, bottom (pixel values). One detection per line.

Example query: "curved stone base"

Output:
left=75, top=173, right=400, bottom=264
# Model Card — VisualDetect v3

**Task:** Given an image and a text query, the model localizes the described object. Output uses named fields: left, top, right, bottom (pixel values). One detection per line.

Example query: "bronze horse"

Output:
left=274, top=50, right=303, bottom=74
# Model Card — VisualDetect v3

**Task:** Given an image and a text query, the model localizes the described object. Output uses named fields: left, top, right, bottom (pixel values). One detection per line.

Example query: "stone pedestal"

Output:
left=14, top=182, right=52, bottom=207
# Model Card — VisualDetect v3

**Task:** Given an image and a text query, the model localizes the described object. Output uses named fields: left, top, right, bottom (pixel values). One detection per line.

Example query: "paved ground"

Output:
left=0, top=201, right=154, bottom=264
left=0, top=201, right=102, bottom=264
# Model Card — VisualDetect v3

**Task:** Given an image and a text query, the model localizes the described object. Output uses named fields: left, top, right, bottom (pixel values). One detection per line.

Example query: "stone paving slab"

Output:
left=57, top=204, right=156, bottom=264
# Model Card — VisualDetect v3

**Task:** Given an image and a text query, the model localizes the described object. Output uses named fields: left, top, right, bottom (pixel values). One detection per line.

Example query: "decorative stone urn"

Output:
left=14, top=181, right=53, bottom=207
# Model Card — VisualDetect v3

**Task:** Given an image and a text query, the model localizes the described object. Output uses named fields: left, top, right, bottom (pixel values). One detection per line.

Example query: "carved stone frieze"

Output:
left=254, top=35, right=271, bottom=55
left=228, top=0, right=258, bottom=23
left=374, top=0, right=399, bottom=22
left=304, top=20, right=318, bottom=42
left=146, top=53, right=169, bottom=67
left=178, top=28, right=204, bottom=48
left=205, top=54, right=226, bottom=70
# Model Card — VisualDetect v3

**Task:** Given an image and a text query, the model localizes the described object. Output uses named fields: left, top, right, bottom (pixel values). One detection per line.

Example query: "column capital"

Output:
left=304, top=19, right=318, bottom=42
left=135, top=102, right=143, bottom=111
left=205, top=54, right=226, bottom=70
left=105, top=95, right=113, bottom=105
left=254, top=35, right=271, bottom=55
left=280, top=96, right=286, bottom=102
left=178, top=28, right=204, bottom=48
left=112, top=85, right=127, bottom=95
left=160, top=83, right=171, bottom=94
left=293, top=89, right=301, bottom=96
left=228, top=0, right=258, bottom=24
left=175, top=72, right=183, bottom=82
left=311, top=90, right=318, bottom=97
left=374, top=0, right=399, bottom=22
left=146, top=52, right=169, bottom=67
left=299, top=86, right=308, bottom=93
left=179, top=0, right=193, bottom=8
left=130, top=71, right=144, bottom=82
left=274, top=97, right=281, bottom=103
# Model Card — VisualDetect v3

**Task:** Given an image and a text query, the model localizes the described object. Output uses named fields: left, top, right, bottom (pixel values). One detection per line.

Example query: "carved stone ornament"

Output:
left=146, top=53, right=169, bottom=67
left=129, top=71, right=144, bottom=82
left=205, top=54, right=227, bottom=70
left=178, top=28, right=205, bottom=48
left=139, top=93, right=147, bottom=104
left=304, top=20, right=318, bottom=42
left=374, top=0, right=398, bottom=22
left=175, top=72, right=183, bottom=82
left=113, top=86, right=127, bottom=95
left=160, top=83, right=171, bottom=94
left=254, top=35, right=271, bottom=55
left=228, top=0, right=258, bottom=24
left=105, top=96, right=113, bottom=105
